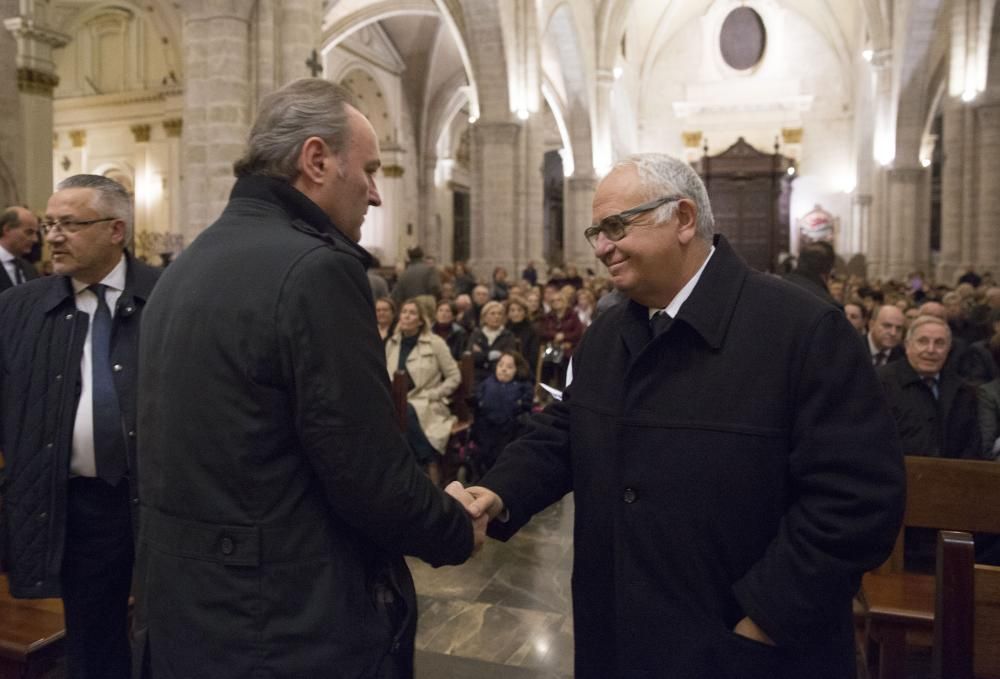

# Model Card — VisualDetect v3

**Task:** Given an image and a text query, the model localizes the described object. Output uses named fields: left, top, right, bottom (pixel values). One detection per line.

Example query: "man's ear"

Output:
left=109, top=219, right=127, bottom=246
left=297, top=136, right=330, bottom=185
left=675, top=199, right=699, bottom=244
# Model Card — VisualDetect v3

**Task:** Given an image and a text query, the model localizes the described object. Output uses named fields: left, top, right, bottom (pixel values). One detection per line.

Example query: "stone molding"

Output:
left=15, top=67, right=59, bottom=96
left=381, top=164, right=404, bottom=178
left=163, top=119, right=183, bottom=137
left=3, top=17, right=70, bottom=49
left=887, top=167, right=925, bottom=182
left=69, top=130, right=86, bottom=148
left=55, top=87, right=184, bottom=111
left=475, top=122, right=520, bottom=145
left=131, top=124, right=152, bottom=143
left=781, top=127, right=803, bottom=144
left=852, top=194, right=873, bottom=206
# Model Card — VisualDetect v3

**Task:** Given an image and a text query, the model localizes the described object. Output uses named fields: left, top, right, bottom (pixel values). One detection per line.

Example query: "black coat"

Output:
left=481, top=235, right=905, bottom=679
left=0, top=254, right=158, bottom=597
left=135, top=177, right=473, bottom=678
left=0, top=255, right=38, bottom=292
left=877, top=359, right=983, bottom=459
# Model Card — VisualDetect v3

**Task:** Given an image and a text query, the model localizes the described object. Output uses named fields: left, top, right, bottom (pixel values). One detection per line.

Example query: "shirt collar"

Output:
left=0, top=242, right=15, bottom=263
left=71, top=253, right=127, bottom=296
left=649, top=246, right=716, bottom=319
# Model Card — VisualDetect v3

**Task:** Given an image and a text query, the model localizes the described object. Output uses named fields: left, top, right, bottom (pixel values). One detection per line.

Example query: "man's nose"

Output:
left=593, top=231, right=613, bottom=259
left=369, top=179, right=382, bottom=207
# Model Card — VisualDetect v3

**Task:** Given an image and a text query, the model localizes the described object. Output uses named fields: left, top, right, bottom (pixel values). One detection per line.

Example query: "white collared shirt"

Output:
left=0, top=242, right=21, bottom=285
left=70, top=256, right=127, bottom=478
left=648, top=245, right=717, bottom=320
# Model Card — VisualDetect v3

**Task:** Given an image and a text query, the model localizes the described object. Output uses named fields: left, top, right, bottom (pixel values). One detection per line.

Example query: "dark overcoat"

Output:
left=482, top=235, right=905, bottom=679
left=877, top=358, right=983, bottom=459
left=0, top=255, right=158, bottom=596
left=134, top=177, right=473, bottom=678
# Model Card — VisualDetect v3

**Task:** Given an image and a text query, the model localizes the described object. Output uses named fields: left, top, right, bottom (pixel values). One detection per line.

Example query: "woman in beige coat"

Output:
left=386, top=299, right=461, bottom=484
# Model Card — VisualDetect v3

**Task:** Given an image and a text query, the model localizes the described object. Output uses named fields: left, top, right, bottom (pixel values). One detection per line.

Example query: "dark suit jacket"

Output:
left=867, top=337, right=904, bottom=366
left=0, top=257, right=38, bottom=292
left=877, top=359, right=983, bottom=459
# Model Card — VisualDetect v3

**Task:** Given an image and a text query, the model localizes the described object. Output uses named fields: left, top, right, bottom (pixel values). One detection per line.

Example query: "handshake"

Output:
left=443, top=481, right=504, bottom=555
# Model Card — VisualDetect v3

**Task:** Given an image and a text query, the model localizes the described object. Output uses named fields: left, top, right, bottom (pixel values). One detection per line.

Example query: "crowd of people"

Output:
left=372, top=240, right=1000, bottom=484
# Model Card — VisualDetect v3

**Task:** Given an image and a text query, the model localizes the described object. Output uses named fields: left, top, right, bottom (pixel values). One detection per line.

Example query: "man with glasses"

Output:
left=0, top=174, right=159, bottom=679
left=464, top=153, right=905, bottom=678
left=0, top=206, right=40, bottom=292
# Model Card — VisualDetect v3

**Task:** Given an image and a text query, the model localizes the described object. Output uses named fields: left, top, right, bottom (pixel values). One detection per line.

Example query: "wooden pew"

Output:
left=932, top=530, right=1000, bottom=679
left=0, top=575, right=65, bottom=679
left=858, top=457, right=1000, bottom=679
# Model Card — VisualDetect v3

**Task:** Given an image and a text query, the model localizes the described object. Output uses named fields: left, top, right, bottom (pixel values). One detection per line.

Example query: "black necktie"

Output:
left=13, top=262, right=24, bottom=285
left=874, top=351, right=887, bottom=367
left=650, top=311, right=673, bottom=339
left=922, top=376, right=939, bottom=400
left=89, top=284, right=127, bottom=485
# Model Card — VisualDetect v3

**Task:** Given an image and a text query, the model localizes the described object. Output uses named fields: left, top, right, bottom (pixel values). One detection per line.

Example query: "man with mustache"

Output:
left=465, top=153, right=905, bottom=678
left=0, top=174, right=159, bottom=678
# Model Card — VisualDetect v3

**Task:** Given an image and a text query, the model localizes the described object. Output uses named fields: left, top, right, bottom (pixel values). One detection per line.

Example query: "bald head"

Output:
left=869, top=304, right=905, bottom=351
left=0, top=206, right=39, bottom=257
left=918, top=301, right=947, bottom=320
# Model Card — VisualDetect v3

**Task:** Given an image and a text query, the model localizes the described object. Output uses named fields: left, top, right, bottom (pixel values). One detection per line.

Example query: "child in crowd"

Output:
left=471, top=351, right=534, bottom=476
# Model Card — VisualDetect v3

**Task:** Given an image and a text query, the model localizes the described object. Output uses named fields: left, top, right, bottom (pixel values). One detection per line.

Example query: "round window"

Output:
left=720, top=7, right=766, bottom=71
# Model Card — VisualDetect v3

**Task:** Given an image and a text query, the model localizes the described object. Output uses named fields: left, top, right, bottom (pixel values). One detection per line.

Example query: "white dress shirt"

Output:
left=0, top=242, right=22, bottom=285
left=70, top=256, right=127, bottom=478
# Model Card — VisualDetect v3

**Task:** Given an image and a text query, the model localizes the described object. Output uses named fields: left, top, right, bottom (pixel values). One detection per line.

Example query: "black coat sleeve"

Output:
left=278, top=247, right=473, bottom=567
left=732, top=309, right=906, bottom=646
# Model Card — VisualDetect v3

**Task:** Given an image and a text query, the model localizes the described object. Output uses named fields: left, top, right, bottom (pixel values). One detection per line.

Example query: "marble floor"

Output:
left=410, top=494, right=576, bottom=679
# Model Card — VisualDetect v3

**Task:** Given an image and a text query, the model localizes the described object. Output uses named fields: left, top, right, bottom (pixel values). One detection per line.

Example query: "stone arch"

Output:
left=892, top=0, right=947, bottom=166
left=335, top=64, right=395, bottom=145
left=322, top=0, right=482, bottom=120
left=595, top=0, right=632, bottom=73
left=542, top=3, right=593, bottom=177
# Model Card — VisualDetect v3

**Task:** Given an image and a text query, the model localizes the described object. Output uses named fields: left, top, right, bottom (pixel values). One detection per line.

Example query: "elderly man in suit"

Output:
left=0, top=206, right=39, bottom=291
left=462, top=153, right=905, bottom=679
left=0, top=175, right=159, bottom=679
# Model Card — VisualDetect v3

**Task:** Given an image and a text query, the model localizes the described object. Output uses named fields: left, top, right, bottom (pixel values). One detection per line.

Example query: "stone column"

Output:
left=850, top=194, right=873, bottom=265
left=564, top=174, right=597, bottom=270
left=277, top=0, right=319, bottom=86
left=938, top=97, right=968, bottom=283
left=470, top=121, right=519, bottom=274
left=418, top=152, right=439, bottom=260
left=180, top=0, right=254, bottom=242
left=163, top=118, right=183, bottom=250
left=974, top=103, right=1000, bottom=273
left=3, top=2, right=68, bottom=211
left=592, top=70, right=614, bottom=173
left=369, top=147, right=406, bottom=266
left=514, top=111, right=545, bottom=273
left=130, top=123, right=154, bottom=256
left=884, top=166, right=930, bottom=280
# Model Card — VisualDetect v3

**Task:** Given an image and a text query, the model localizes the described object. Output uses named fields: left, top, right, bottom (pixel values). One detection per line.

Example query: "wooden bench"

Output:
left=0, top=575, right=65, bottom=679
left=858, top=456, right=1000, bottom=679
left=932, top=530, right=1000, bottom=679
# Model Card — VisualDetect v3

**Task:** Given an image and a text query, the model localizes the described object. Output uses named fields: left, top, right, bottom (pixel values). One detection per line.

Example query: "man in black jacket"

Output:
left=0, top=174, right=159, bottom=679
left=463, top=153, right=905, bottom=678
left=135, top=79, right=481, bottom=679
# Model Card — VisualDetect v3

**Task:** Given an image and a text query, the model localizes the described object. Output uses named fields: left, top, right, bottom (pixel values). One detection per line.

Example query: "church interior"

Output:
left=2, top=1, right=1000, bottom=678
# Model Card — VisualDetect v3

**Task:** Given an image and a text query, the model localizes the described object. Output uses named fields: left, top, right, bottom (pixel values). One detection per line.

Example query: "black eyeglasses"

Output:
left=584, top=195, right=686, bottom=248
left=40, top=217, right=118, bottom=236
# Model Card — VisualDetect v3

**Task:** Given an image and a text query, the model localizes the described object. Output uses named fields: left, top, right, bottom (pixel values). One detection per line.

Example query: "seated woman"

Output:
left=536, top=290, right=585, bottom=388
left=385, top=299, right=461, bottom=485
left=432, top=299, right=468, bottom=361
left=467, top=300, right=518, bottom=386
left=375, top=296, right=396, bottom=343
left=505, top=296, right=540, bottom=374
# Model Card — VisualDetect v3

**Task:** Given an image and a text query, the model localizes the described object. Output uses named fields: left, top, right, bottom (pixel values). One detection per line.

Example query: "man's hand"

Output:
left=465, top=485, right=505, bottom=521
left=733, top=616, right=775, bottom=646
left=444, top=481, right=487, bottom=555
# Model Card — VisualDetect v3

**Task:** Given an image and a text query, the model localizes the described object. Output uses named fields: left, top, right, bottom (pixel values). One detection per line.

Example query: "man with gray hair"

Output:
left=877, top=314, right=982, bottom=459
left=0, top=174, right=160, bottom=678
left=135, top=79, right=480, bottom=679
left=0, top=206, right=40, bottom=292
left=464, top=153, right=904, bottom=678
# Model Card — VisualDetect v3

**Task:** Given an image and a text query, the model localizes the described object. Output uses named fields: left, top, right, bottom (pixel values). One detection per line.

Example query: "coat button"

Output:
left=127, top=430, right=136, bottom=438
left=46, top=442, right=54, bottom=449
left=64, top=313, right=73, bottom=320
left=623, top=488, right=638, bottom=504
left=55, top=374, right=62, bottom=381
left=220, top=537, right=235, bottom=555
left=131, top=497, right=140, bottom=506
left=39, top=512, right=47, bottom=519
left=112, top=364, right=123, bottom=372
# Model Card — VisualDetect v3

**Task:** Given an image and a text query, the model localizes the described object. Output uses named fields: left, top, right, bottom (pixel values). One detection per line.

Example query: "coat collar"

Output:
left=229, top=175, right=374, bottom=269
left=892, top=355, right=962, bottom=412
left=617, top=234, right=748, bottom=356
left=40, top=251, right=157, bottom=314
